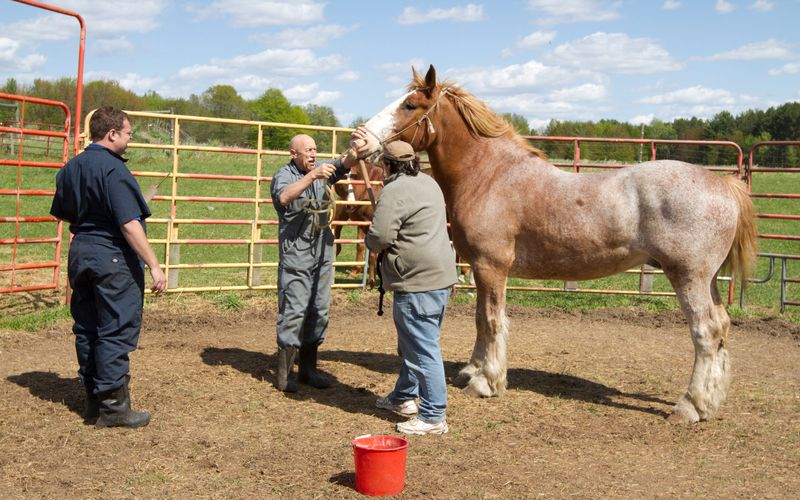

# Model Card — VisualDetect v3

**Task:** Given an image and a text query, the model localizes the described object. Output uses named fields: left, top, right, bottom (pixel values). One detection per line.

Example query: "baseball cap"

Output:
left=383, top=141, right=415, bottom=161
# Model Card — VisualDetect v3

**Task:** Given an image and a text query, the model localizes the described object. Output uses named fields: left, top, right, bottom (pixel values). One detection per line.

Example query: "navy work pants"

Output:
left=68, top=234, right=144, bottom=394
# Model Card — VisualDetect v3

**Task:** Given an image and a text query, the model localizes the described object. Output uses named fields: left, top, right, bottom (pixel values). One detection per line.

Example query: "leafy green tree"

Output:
left=348, top=116, right=369, bottom=129
left=84, top=80, right=144, bottom=114
left=2, top=78, right=18, bottom=95
left=195, top=85, right=249, bottom=146
left=502, top=113, right=530, bottom=135
left=303, top=104, right=340, bottom=154
left=0, top=78, right=19, bottom=123
left=23, top=78, right=77, bottom=127
left=248, top=88, right=309, bottom=150
left=765, top=102, right=800, bottom=141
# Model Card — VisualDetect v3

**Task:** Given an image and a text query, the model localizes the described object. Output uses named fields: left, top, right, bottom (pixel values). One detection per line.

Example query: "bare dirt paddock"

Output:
left=1, top=293, right=799, bottom=498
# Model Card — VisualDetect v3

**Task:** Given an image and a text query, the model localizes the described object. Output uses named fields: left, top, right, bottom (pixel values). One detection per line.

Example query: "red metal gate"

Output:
left=0, top=94, right=70, bottom=292
left=745, top=140, right=800, bottom=312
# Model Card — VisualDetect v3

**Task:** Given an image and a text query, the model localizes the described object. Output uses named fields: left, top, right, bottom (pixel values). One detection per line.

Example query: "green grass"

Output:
left=0, top=305, right=71, bottom=331
left=2, top=133, right=799, bottom=323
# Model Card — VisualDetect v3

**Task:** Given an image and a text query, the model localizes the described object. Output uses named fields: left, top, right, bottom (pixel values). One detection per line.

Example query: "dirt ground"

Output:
left=1, top=291, right=799, bottom=499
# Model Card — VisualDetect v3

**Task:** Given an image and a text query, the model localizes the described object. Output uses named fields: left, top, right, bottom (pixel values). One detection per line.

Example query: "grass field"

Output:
left=2, top=132, right=798, bottom=326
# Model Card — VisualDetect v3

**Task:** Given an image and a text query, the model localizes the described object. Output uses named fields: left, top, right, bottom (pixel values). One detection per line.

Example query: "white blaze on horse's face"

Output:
left=361, top=91, right=412, bottom=155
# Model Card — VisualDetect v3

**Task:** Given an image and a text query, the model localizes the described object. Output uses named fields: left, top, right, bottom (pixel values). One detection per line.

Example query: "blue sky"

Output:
left=1, top=0, right=799, bottom=131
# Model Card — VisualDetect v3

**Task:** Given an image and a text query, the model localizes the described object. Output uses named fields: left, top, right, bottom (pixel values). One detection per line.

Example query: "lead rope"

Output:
left=301, top=184, right=336, bottom=234
left=376, top=249, right=386, bottom=316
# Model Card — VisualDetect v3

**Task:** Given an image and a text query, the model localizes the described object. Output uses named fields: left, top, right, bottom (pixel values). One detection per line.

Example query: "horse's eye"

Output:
left=403, top=102, right=416, bottom=111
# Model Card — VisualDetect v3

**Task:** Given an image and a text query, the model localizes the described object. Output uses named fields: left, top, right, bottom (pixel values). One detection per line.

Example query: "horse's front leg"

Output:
left=453, top=264, right=509, bottom=397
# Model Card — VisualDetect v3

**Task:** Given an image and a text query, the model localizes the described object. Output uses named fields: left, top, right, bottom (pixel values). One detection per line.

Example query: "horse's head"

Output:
left=357, top=65, right=447, bottom=158
left=357, top=65, right=538, bottom=164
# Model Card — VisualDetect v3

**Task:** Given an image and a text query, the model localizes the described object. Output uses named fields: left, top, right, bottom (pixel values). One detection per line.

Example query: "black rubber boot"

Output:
left=276, top=347, right=298, bottom=393
left=95, top=376, right=150, bottom=429
left=84, top=385, right=99, bottom=423
left=298, top=344, right=331, bottom=389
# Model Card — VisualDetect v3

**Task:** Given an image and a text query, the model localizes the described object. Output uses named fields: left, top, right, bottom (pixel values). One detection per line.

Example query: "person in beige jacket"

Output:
left=365, top=141, right=457, bottom=436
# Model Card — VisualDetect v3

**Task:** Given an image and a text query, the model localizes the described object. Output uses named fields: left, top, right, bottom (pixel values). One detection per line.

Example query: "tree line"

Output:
left=2, top=77, right=798, bottom=166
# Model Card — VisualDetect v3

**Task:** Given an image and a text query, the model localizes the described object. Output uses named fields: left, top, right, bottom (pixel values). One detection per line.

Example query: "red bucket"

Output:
left=352, top=435, right=409, bottom=496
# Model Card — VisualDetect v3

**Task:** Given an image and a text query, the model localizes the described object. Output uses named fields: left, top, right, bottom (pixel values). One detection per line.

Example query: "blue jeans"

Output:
left=388, top=288, right=450, bottom=424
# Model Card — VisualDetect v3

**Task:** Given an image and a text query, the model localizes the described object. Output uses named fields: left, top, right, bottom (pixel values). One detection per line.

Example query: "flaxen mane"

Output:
left=408, top=75, right=547, bottom=159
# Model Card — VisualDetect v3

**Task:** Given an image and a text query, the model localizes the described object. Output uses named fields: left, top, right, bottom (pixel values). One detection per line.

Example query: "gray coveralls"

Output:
left=270, top=159, right=347, bottom=349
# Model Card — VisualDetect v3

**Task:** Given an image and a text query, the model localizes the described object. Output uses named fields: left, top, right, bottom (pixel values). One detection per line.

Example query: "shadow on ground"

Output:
left=200, top=347, right=671, bottom=418
left=7, top=371, right=83, bottom=417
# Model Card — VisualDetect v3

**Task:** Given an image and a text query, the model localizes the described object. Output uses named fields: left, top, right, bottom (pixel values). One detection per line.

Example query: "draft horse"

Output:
left=332, top=162, right=385, bottom=287
left=357, top=65, right=757, bottom=423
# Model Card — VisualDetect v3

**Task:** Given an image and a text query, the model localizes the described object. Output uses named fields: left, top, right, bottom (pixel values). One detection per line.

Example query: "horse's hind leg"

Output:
left=453, top=264, right=509, bottom=397
left=669, top=272, right=731, bottom=423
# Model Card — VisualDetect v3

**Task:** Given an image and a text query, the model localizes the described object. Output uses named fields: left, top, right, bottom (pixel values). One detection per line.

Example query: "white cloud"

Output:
left=629, top=114, right=654, bottom=125
left=707, top=39, right=792, bottom=61
left=91, top=36, right=134, bottom=55
left=502, top=30, right=556, bottom=56
left=378, top=59, right=426, bottom=85
left=448, top=60, right=598, bottom=94
left=640, top=85, right=736, bottom=106
left=0, top=37, right=46, bottom=73
left=228, top=75, right=275, bottom=99
left=335, top=70, right=360, bottom=82
left=768, top=62, right=800, bottom=76
left=176, top=48, right=345, bottom=81
left=715, top=0, right=735, bottom=13
left=550, top=83, right=606, bottom=101
left=526, top=0, right=621, bottom=24
left=191, top=0, right=325, bottom=27
left=527, top=118, right=551, bottom=133
left=662, top=1, right=682, bottom=9
left=305, top=90, right=341, bottom=105
left=485, top=93, right=611, bottom=122
left=283, top=83, right=320, bottom=101
left=6, top=1, right=165, bottom=39
left=550, top=32, right=684, bottom=74
left=750, top=0, right=774, bottom=12
left=250, top=25, right=355, bottom=49
left=640, top=86, right=764, bottom=120
left=398, top=4, right=484, bottom=25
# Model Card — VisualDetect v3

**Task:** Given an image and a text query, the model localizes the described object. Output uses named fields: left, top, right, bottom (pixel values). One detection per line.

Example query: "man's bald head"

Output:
left=289, top=134, right=317, bottom=172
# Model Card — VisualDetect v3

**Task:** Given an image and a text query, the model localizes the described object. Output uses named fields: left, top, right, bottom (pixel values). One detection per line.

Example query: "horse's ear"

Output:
left=424, top=65, right=437, bottom=93
left=412, top=66, right=421, bottom=82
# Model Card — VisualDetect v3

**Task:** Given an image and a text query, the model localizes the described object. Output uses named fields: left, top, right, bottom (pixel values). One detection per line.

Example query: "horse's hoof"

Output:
left=463, top=376, right=494, bottom=398
left=453, top=366, right=478, bottom=388
left=668, top=398, right=700, bottom=424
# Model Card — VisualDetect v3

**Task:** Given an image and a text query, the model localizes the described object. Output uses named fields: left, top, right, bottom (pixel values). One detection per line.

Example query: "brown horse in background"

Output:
left=357, top=65, right=757, bottom=423
left=333, top=162, right=384, bottom=287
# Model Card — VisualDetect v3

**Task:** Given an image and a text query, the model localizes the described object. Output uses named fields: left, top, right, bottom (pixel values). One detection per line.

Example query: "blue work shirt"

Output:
left=50, top=143, right=150, bottom=239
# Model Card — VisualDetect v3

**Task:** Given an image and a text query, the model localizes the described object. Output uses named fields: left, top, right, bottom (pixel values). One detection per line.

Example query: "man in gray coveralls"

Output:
left=270, top=132, right=366, bottom=392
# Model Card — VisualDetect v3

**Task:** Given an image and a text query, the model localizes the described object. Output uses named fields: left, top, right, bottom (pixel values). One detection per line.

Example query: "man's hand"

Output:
left=350, top=126, right=373, bottom=158
left=311, top=163, right=336, bottom=180
left=150, top=266, right=167, bottom=295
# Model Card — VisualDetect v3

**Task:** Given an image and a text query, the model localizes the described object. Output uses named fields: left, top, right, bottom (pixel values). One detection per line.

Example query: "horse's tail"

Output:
left=721, top=175, right=757, bottom=289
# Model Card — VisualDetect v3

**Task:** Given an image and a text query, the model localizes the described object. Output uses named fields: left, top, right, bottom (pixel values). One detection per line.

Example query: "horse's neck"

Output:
left=427, top=132, right=547, bottom=205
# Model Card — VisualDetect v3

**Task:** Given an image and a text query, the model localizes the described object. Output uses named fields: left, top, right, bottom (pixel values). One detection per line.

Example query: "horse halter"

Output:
left=374, top=87, right=452, bottom=153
